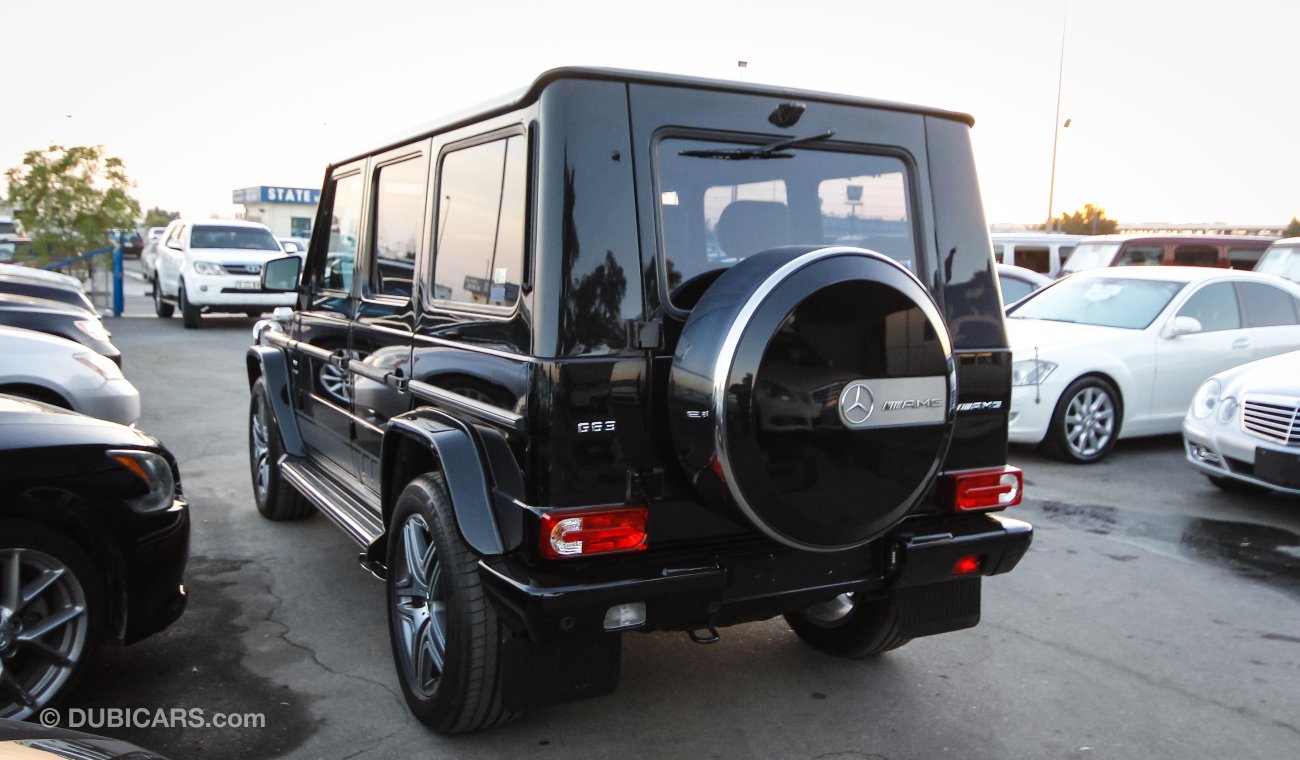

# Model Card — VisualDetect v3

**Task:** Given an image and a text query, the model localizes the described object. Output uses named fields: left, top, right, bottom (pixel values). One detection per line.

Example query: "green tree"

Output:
left=4, top=144, right=140, bottom=262
left=1053, top=203, right=1118, bottom=235
left=1284, top=217, right=1300, bottom=238
left=143, top=206, right=179, bottom=229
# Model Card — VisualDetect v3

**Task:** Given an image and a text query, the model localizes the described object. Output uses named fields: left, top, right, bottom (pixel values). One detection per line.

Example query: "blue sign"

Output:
left=232, top=186, right=321, bottom=205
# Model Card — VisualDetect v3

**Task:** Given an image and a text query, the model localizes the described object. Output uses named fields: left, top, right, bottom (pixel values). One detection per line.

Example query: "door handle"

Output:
left=1232, top=338, right=1251, bottom=349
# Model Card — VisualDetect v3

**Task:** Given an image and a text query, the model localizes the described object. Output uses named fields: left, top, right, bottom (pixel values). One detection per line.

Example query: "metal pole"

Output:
left=1046, top=6, right=1068, bottom=231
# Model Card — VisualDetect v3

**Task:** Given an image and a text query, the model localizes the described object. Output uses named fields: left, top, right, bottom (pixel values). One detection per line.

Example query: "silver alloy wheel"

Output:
left=0, top=548, right=89, bottom=720
left=1063, top=384, right=1116, bottom=458
left=391, top=513, right=446, bottom=699
left=250, top=395, right=270, bottom=504
left=802, top=592, right=856, bottom=625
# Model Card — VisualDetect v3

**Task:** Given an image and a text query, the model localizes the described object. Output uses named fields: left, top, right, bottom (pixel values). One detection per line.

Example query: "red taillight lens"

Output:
left=539, top=507, right=649, bottom=559
left=952, top=554, right=982, bottom=575
left=951, top=466, right=1023, bottom=512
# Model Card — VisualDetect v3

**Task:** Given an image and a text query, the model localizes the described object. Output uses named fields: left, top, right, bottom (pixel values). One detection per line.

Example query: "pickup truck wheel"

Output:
left=784, top=591, right=910, bottom=658
left=152, top=279, right=173, bottom=318
left=1041, top=376, right=1121, bottom=464
left=386, top=474, right=513, bottom=733
left=179, top=282, right=201, bottom=329
left=248, top=378, right=312, bottom=520
left=0, top=521, right=104, bottom=720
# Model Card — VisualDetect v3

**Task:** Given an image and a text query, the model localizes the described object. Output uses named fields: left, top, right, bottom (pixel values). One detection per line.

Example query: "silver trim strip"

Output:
left=407, top=379, right=525, bottom=431
left=280, top=459, right=383, bottom=546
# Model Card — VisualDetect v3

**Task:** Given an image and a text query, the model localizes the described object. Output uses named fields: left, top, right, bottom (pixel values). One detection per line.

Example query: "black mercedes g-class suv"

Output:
left=247, top=68, right=1031, bottom=734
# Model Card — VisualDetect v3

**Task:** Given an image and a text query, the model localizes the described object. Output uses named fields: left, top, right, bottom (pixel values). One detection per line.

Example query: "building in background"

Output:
left=232, top=186, right=319, bottom=238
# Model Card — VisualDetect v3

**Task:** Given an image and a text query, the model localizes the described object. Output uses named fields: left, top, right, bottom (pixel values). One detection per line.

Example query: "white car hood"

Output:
left=1221, top=350, right=1300, bottom=396
left=1006, top=318, right=1136, bottom=359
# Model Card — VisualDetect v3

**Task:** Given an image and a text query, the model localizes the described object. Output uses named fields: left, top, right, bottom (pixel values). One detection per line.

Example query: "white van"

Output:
left=990, top=232, right=1083, bottom=277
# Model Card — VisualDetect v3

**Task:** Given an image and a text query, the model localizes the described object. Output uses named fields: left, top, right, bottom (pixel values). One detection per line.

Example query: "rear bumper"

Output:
left=480, top=512, right=1032, bottom=644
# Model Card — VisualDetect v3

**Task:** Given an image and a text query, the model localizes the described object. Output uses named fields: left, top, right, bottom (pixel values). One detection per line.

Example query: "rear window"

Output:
left=1173, top=245, right=1217, bottom=267
left=1014, top=245, right=1051, bottom=274
left=656, top=137, right=915, bottom=308
left=191, top=226, right=279, bottom=250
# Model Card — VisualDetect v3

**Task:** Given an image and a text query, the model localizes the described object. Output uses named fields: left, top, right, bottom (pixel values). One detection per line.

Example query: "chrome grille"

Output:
left=221, top=263, right=262, bottom=275
left=1241, top=396, right=1300, bottom=447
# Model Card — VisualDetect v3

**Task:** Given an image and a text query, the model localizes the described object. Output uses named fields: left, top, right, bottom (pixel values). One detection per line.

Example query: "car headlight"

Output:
left=1217, top=396, right=1238, bottom=424
left=1012, top=359, right=1057, bottom=386
left=1191, top=378, right=1221, bottom=419
left=107, top=449, right=178, bottom=513
left=74, top=318, right=111, bottom=342
left=73, top=352, right=124, bottom=380
left=192, top=260, right=224, bottom=275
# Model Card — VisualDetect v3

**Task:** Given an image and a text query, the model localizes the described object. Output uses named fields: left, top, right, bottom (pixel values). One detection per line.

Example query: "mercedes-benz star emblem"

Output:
left=838, top=381, right=875, bottom=427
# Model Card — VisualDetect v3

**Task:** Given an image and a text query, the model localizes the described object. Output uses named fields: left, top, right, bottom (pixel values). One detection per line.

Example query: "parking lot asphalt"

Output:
left=62, top=309, right=1300, bottom=760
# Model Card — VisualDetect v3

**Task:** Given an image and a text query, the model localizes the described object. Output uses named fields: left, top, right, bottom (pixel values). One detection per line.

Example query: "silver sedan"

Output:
left=0, top=325, right=140, bottom=424
left=1184, top=349, right=1300, bottom=495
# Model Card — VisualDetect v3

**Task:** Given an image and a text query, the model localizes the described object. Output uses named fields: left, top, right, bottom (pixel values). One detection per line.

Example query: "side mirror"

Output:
left=261, top=255, right=303, bottom=292
left=282, top=242, right=299, bottom=254
left=165, top=239, right=183, bottom=251
left=1165, top=315, right=1203, bottom=338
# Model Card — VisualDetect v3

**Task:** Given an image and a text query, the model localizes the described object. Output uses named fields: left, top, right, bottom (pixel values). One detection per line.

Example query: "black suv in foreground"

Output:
left=248, top=68, right=1032, bottom=733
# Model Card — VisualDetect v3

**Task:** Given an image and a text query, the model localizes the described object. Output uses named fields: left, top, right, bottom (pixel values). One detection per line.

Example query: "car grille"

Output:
left=221, top=263, right=262, bottom=275
left=1241, top=396, right=1300, bottom=447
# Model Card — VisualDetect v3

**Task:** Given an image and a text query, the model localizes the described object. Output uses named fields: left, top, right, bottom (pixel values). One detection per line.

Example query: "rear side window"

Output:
left=1237, top=281, right=1300, bottom=327
left=1173, top=245, right=1217, bottom=267
left=1116, top=245, right=1163, bottom=266
left=1015, top=246, right=1050, bottom=274
left=370, top=157, right=427, bottom=299
left=432, top=135, right=526, bottom=308
left=657, top=138, right=915, bottom=307
left=1176, top=282, right=1240, bottom=332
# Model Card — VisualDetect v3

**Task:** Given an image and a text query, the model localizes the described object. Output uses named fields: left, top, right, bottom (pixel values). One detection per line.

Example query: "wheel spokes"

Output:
left=19, top=568, right=65, bottom=612
left=19, top=605, right=85, bottom=642
left=2, top=551, right=19, bottom=614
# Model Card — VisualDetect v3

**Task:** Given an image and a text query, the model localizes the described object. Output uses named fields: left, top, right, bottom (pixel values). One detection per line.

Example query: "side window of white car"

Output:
left=1176, top=282, right=1241, bottom=332
left=1237, top=282, right=1300, bottom=327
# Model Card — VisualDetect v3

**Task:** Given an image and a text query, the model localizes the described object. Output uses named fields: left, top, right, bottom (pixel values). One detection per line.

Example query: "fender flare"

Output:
left=246, top=345, right=304, bottom=457
left=383, top=411, right=522, bottom=557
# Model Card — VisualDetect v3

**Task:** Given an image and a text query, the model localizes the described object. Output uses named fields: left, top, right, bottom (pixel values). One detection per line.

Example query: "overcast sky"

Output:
left=4, top=0, right=1296, bottom=225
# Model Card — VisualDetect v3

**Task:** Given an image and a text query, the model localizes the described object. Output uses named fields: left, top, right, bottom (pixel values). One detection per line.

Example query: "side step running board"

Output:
left=279, top=456, right=384, bottom=548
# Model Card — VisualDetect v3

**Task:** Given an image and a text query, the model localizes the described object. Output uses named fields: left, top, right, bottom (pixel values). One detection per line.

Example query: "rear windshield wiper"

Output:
left=679, top=129, right=835, bottom=160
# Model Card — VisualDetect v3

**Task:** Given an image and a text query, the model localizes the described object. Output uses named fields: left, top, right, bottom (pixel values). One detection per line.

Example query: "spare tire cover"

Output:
left=668, top=246, right=955, bottom=551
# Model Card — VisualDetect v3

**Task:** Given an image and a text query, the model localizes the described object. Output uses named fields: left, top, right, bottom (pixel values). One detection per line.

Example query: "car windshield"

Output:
left=1010, top=276, right=1185, bottom=329
left=191, top=226, right=279, bottom=250
left=1255, top=245, right=1300, bottom=282
left=1060, top=243, right=1120, bottom=273
left=656, top=137, right=916, bottom=307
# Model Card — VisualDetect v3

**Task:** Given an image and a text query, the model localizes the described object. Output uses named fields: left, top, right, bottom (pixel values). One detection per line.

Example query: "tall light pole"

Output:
left=1046, top=6, right=1069, bottom=232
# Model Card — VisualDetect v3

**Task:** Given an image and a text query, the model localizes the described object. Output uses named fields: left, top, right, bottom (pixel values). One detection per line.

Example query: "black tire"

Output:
left=248, top=378, right=312, bottom=520
left=1207, top=474, right=1269, bottom=495
left=784, top=591, right=910, bottom=658
left=153, top=278, right=174, bottom=318
left=0, top=521, right=105, bottom=721
left=179, top=282, right=200, bottom=329
left=386, top=474, right=513, bottom=733
left=1041, top=376, right=1123, bottom=464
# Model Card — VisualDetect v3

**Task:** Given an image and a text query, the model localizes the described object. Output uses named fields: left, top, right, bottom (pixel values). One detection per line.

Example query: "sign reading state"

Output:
left=232, top=186, right=321, bottom=205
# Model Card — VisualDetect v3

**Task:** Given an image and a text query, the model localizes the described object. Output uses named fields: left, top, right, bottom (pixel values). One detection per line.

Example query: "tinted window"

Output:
left=319, top=172, right=363, bottom=291
left=433, top=135, right=526, bottom=308
left=658, top=139, right=914, bottom=306
left=1173, top=245, right=1217, bottom=267
left=1227, top=247, right=1264, bottom=269
left=1010, top=276, right=1184, bottom=329
left=999, top=274, right=1036, bottom=304
left=1116, top=245, right=1163, bottom=266
left=371, top=157, right=427, bottom=299
left=190, top=225, right=279, bottom=250
left=1176, top=282, right=1240, bottom=332
left=993, top=244, right=1004, bottom=263
left=1015, top=246, right=1051, bottom=273
left=1237, top=281, right=1299, bottom=327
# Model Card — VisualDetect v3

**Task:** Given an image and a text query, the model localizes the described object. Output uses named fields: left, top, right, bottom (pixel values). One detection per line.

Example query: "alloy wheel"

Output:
left=391, top=514, right=447, bottom=699
left=1064, top=385, right=1116, bottom=459
left=250, top=396, right=270, bottom=504
left=0, top=548, right=89, bottom=720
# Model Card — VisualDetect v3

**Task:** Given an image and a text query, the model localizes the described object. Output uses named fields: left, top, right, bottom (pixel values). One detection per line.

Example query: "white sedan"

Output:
left=1183, top=349, right=1300, bottom=494
left=1006, top=267, right=1300, bottom=463
left=0, top=325, right=140, bottom=424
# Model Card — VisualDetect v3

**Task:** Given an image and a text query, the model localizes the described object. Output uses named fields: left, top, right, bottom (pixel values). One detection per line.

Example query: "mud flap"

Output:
left=894, top=577, right=981, bottom=639
left=499, top=634, right=622, bottom=711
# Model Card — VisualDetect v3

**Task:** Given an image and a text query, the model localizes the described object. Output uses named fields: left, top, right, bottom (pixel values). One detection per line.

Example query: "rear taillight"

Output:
left=950, top=466, right=1023, bottom=512
left=539, top=507, right=649, bottom=559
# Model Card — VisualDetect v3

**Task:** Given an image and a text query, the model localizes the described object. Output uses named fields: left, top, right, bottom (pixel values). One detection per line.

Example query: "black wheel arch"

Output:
left=246, top=346, right=304, bottom=457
